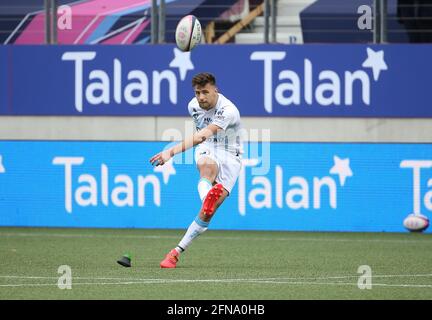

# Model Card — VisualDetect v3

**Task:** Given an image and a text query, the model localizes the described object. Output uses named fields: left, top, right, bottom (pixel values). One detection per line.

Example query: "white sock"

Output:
left=176, top=216, right=209, bottom=253
left=198, top=178, right=212, bottom=202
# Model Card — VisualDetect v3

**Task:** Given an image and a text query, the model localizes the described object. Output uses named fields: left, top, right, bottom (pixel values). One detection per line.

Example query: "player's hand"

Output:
left=149, top=150, right=172, bottom=167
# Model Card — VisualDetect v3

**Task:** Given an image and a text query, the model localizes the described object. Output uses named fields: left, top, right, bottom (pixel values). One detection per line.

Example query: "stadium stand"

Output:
left=300, top=0, right=409, bottom=42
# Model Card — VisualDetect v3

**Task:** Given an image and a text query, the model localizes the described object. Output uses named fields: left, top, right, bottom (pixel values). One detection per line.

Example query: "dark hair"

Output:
left=192, top=72, right=216, bottom=87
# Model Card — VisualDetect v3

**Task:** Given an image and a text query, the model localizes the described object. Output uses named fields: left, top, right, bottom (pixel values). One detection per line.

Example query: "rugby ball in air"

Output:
left=175, top=15, right=202, bottom=52
left=403, top=213, right=429, bottom=232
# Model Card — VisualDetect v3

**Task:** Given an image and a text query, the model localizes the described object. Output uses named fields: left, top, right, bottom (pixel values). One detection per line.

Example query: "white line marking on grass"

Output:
left=0, top=282, right=164, bottom=288
left=0, top=275, right=170, bottom=281
left=0, top=231, right=431, bottom=244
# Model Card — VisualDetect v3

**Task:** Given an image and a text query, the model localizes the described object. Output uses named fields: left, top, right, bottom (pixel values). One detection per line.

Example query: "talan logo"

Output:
left=61, top=48, right=194, bottom=113
left=52, top=157, right=176, bottom=213
left=250, top=47, right=388, bottom=113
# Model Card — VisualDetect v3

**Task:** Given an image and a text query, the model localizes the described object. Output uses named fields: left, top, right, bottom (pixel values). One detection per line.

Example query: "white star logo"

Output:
left=153, top=159, right=176, bottom=184
left=169, top=48, right=194, bottom=81
left=329, top=156, right=353, bottom=187
left=362, top=47, right=388, bottom=81
left=0, top=155, right=5, bottom=173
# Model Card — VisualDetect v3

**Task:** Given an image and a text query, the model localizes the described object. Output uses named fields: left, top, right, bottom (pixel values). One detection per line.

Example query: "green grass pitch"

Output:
left=0, top=227, right=431, bottom=300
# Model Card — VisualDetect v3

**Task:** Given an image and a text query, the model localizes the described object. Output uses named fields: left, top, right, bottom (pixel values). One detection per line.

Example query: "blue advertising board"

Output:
left=0, top=44, right=432, bottom=117
left=0, top=141, right=431, bottom=232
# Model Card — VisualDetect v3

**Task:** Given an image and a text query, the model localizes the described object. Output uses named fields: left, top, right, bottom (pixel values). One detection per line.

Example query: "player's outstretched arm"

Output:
left=149, top=124, right=221, bottom=167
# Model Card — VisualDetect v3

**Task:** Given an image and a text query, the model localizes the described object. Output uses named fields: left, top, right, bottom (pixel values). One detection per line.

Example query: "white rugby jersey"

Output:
left=188, top=93, right=243, bottom=156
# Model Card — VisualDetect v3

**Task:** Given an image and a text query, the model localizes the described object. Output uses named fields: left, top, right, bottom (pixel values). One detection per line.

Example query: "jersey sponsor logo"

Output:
left=52, top=156, right=177, bottom=214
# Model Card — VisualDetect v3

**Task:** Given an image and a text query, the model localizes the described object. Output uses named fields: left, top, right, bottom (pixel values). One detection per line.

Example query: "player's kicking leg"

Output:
left=160, top=157, right=227, bottom=268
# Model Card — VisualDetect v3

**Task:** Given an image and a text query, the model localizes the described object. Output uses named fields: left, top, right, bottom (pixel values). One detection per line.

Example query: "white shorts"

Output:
left=194, top=144, right=242, bottom=194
